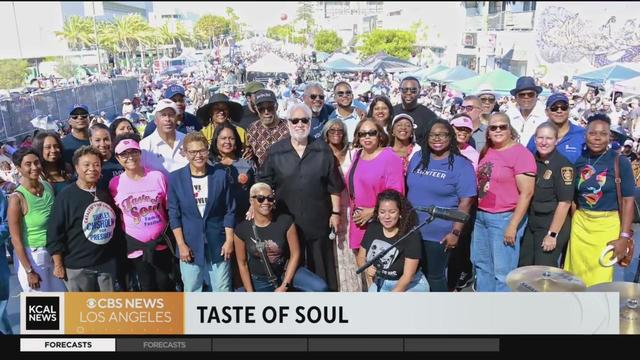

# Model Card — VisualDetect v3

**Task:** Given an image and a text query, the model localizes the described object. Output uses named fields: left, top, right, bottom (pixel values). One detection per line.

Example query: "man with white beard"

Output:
left=257, top=103, right=345, bottom=291
left=303, top=83, right=335, bottom=140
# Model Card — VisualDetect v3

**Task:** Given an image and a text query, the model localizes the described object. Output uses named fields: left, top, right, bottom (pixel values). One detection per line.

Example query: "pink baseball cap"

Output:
left=115, top=139, right=141, bottom=155
left=450, top=116, right=473, bottom=130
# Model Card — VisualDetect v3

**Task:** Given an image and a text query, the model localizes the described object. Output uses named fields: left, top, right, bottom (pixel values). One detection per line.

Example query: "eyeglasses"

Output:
left=489, top=124, right=509, bottom=132
left=400, top=87, right=418, bottom=94
left=517, top=91, right=537, bottom=99
left=460, top=105, right=478, bottom=112
left=357, top=130, right=378, bottom=138
left=71, top=115, right=88, bottom=120
left=117, top=150, right=140, bottom=159
left=309, top=94, right=325, bottom=100
left=328, top=129, right=344, bottom=135
left=187, top=149, right=209, bottom=157
left=454, top=126, right=472, bottom=133
left=428, top=132, right=450, bottom=140
left=549, top=104, right=569, bottom=112
left=289, top=118, right=310, bottom=125
left=335, top=90, right=353, bottom=97
left=479, top=96, right=496, bottom=103
left=251, top=195, right=276, bottom=203
left=257, top=105, right=275, bottom=113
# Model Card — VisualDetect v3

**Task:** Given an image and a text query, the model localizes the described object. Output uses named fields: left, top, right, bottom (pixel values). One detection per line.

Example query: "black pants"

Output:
left=130, top=248, right=176, bottom=291
left=297, top=226, right=339, bottom=292
left=519, top=211, right=570, bottom=267
left=447, top=208, right=476, bottom=290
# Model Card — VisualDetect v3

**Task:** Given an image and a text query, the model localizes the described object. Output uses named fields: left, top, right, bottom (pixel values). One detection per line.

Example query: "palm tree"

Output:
left=55, top=16, right=93, bottom=51
left=111, top=14, right=150, bottom=69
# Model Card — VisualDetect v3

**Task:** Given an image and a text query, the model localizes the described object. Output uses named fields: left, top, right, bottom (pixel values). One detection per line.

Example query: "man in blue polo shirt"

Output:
left=527, top=93, right=585, bottom=164
left=143, top=84, right=202, bottom=138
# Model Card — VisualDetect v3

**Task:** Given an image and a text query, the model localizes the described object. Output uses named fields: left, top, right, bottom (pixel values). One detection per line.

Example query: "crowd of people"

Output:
left=1, top=44, right=640, bottom=335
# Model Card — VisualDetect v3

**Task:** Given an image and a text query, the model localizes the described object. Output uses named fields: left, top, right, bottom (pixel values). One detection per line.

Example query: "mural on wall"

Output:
left=537, top=6, right=640, bottom=67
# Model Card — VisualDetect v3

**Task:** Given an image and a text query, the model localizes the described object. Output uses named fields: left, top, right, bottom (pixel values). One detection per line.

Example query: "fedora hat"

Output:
left=510, top=76, right=543, bottom=96
left=196, top=93, right=244, bottom=126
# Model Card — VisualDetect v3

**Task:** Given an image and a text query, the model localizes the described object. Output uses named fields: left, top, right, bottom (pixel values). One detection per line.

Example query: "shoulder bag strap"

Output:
left=614, top=154, right=623, bottom=224
left=348, top=149, right=362, bottom=201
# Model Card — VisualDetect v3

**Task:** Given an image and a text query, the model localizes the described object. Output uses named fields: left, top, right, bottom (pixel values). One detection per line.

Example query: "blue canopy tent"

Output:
left=316, top=51, right=331, bottom=62
left=428, top=65, right=477, bottom=83
left=572, top=64, right=640, bottom=86
left=400, top=64, right=450, bottom=83
left=322, top=58, right=366, bottom=73
left=360, top=52, right=418, bottom=73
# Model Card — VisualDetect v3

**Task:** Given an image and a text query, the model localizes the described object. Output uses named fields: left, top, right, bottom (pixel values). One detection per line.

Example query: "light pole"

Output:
left=91, top=1, right=103, bottom=74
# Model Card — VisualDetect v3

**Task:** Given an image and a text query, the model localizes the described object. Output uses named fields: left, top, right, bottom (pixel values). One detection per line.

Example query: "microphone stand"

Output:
left=356, top=215, right=436, bottom=292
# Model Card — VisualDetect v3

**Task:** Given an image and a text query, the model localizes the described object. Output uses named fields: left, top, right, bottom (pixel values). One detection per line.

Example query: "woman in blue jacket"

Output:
left=168, top=132, right=236, bottom=292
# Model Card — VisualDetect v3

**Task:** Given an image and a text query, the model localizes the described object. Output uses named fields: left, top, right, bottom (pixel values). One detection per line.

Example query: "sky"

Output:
left=153, top=1, right=301, bottom=32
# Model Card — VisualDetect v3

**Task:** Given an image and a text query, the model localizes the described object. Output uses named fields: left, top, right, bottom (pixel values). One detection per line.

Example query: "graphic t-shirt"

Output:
left=192, top=174, right=208, bottom=217
left=477, top=143, right=536, bottom=213
left=407, top=152, right=477, bottom=242
left=98, top=157, right=124, bottom=190
left=360, top=222, right=422, bottom=280
left=109, top=169, right=168, bottom=258
left=234, top=214, right=293, bottom=277
left=574, top=150, right=635, bottom=211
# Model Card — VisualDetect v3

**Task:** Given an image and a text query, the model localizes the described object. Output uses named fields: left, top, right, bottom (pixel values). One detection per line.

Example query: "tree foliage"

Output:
left=194, top=14, right=230, bottom=47
left=357, top=29, right=416, bottom=60
left=266, top=24, right=295, bottom=42
left=55, top=58, right=78, bottom=80
left=0, top=59, right=30, bottom=89
left=314, top=30, right=343, bottom=53
left=55, top=16, right=94, bottom=50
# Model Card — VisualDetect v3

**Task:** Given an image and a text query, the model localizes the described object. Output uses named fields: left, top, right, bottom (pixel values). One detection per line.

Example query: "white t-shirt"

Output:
left=191, top=175, right=208, bottom=218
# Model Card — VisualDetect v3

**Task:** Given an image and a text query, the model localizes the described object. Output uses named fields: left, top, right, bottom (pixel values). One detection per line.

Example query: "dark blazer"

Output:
left=168, top=163, right=236, bottom=266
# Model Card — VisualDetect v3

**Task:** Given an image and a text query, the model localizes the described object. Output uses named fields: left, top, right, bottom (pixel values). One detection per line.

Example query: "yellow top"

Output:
left=201, top=123, right=247, bottom=146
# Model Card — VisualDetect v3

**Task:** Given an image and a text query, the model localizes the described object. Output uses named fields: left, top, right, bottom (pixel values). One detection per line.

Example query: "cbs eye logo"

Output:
left=86, top=298, right=97, bottom=309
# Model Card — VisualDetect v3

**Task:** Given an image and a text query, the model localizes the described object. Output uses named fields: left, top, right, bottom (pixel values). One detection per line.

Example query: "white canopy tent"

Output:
left=247, top=53, right=298, bottom=74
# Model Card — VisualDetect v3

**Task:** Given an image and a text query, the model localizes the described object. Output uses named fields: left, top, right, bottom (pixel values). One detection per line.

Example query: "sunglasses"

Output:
left=335, top=90, right=353, bottom=97
left=480, top=96, right=496, bottom=103
left=257, top=105, right=275, bottom=113
left=454, top=126, right=472, bottom=133
left=289, top=118, right=310, bottom=125
left=549, top=104, right=569, bottom=112
left=400, top=87, right=418, bottom=94
left=187, top=149, right=208, bottom=157
left=489, top=124, right=509, bottom=132
left=460, top=105, right=477, bottom=112
left=517, top=91, right=537, bottom=99
left=72, top=115, right=88, bottom=119
left=309, top=94, right=325, bottom=100
left=358, top=130, right=378, bottom=138
left=328, top=129, right=344, bottom=135
left=252, top=195, right=276, bottom=203
left=117, top=150, right=140, bottom=159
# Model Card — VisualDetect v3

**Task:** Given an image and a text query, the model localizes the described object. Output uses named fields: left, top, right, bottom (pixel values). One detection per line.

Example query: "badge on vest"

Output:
left=543, top=169, right=552, bottom=180
left=561, top=167, right=574, bottom=185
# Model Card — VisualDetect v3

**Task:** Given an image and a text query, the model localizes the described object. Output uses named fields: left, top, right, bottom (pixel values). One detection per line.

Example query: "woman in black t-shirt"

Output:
left=356, top=189, right=429, bottom=292
left=234, top=182, right=328, bottom=292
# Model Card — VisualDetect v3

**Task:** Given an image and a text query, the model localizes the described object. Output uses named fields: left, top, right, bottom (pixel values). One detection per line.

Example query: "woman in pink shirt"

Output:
left=345, top=119, right=405, bottom=250
left=109, top=134, right=173, bottom=291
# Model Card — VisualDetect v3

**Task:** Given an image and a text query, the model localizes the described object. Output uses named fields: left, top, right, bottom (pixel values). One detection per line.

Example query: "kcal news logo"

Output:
left=26, top=296, right=60, bottom=330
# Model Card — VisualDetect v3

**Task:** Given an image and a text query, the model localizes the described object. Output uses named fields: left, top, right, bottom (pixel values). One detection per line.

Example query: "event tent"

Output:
left=614, top=75, right=640, bottom=95
left=572, top=63, right=640, bottom=85
left=400, top=64, right=450, bottom=82
left=247, top=53, right=297, bottom=74
left=322, top=58, right=366, bottom=73
left=449, top=69, right=519, bottom=96
left=427, top=65, right=477, bottom=83
left=361, top=52, right=418, bottom=73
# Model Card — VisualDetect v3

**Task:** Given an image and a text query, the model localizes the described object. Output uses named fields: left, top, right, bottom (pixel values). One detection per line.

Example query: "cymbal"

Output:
left=588, top=282, right=640, bottom=335
left=507, top=266, right=586, bottom=292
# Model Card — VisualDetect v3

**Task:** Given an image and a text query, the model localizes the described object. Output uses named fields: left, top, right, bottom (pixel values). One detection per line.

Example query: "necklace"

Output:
left=588, top=149, right=607, bottom=168
left=26, top=183, right=43, bottom=197
left=78, top=183, right=99, bottom=202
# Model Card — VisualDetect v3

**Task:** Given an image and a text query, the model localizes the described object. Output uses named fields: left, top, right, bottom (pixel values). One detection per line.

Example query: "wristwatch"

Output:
left=25, top=267, right=34, bottom=274
left=331, top=211, right=340, bottom=215
left=547, top=231, right=558, bottom=239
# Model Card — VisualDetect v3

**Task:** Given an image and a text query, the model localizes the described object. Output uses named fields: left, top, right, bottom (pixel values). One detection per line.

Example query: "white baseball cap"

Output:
left=153, top=99, right=179, bottom=116
left=624, top=139, right=634, bottom=147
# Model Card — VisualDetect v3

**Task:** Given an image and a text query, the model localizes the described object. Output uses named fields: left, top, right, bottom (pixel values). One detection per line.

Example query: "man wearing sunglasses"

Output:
left=246, top=90, right=290, bottom=166
left=525, top=93, right=585, bottom=164
left=142, top=85, right=202, bottom=139
left=62, top=104, right=91, bottom=167
left=506, top=76, right=547, bottom=145
left=461, top=95, right=487, bottom=151
left=329, top=81, right=365, bottom=143
left=392, top=76, right=438, bottom=146
left=304, top=83, right=335, bottom=140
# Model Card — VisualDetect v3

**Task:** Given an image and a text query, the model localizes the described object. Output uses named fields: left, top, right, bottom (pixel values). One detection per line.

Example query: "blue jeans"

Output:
left=238, top=267, right=329, bottom=292
left=471, top=210, right=527, bottom=292
left=368, top=272, right=430, bottom=292
left=420, top=240, right=450, bottom=292
left=180, top=259, right=231, bottom=292
left=0, top=243, right=11, bottom=334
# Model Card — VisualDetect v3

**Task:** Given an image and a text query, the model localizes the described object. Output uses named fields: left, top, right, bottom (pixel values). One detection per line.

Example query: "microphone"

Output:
left=414, top=206, right=469, bottom=223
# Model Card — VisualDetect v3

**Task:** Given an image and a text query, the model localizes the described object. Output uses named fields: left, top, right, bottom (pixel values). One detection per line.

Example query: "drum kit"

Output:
left=506, top=265, right=640, bottom=334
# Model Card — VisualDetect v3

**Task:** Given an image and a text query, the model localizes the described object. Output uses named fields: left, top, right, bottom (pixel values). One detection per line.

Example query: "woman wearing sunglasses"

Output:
left=519, top=122, right=573, bottom=267
left=109, top=135, right=173, bottom=291
left=346, top=119, right=404, bottom=252
left=234, top=183, right=328, bottom=292
left=473, top=112, right=536, bottom=292
left=168, top=132, right=236, bottom=292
